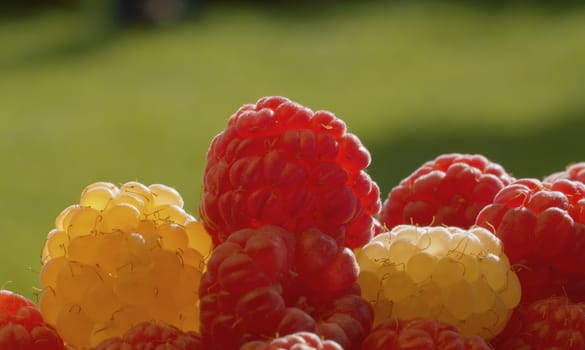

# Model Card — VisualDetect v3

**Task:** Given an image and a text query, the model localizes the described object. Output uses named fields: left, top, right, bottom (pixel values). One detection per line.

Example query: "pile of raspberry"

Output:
left=376, top=152, right=585, bottom=348
left=3, top=95, right=585, bottom=350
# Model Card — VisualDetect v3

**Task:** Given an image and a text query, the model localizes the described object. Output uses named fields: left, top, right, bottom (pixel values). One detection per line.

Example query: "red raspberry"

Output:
left=0, top=289, right=65, bottom=350
left=361, top=318, right=491, bottom=350
left=241, top=331, right=343, bottom=350
left=94, top=321, right=203, bottom=350
left=198, top=225, right=373, bottom=350
left=379, top=153, right=513, bottom=230
left=494, top=296, right=585, bottom=349
left=544, top=162, right=585, bottom=184
left=475, top=178, right=585, bottom=301
left=199, top=96, right=381, bottom=248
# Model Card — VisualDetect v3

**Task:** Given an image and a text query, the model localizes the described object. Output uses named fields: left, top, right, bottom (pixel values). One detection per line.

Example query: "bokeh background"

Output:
left=1, top=0, right=584, bottom=300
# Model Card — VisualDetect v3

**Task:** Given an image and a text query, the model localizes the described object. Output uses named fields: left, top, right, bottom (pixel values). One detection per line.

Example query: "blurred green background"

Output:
left=1, top=0, right=584, bottom=300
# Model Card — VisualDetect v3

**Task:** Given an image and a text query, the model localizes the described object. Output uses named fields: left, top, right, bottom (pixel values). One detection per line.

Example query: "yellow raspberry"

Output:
left=39, top=181, right=212, bottom=350
left=356, top=224, right=521, bottom=340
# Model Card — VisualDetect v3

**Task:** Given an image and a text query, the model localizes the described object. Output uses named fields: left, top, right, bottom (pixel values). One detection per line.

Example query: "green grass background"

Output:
left=1, top=1, right=584, bottom=300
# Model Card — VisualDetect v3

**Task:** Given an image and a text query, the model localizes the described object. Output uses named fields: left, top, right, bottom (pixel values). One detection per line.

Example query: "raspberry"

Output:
left=362, top=318, right=491, bottom=350
left=198, top=225, right=373, bottom=350
left=0, top=289, right=65, bottom=350
left=241, top=331, right=343, bottom=350
left=40, top=181, right=213, bottom=349
left=379, top=153, right=513, bottom=230
left=494, top=296, right=585, bottom=349
left=94, top=321, right=203, bottom=350
left=475, top=178, right=585, bottom=302
left=199, top=96, right=381, bottom=249
left=544, top=162, right=585, bottom=184
left=356, top=225, right=520, bottom=339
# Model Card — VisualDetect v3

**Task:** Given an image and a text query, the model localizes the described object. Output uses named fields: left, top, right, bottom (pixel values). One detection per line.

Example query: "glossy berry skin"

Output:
left=94, top=321, right=203, bottom=350
left=475, top=178, right=585, bottom=302
left=0, top=290, right=65, bottom=350
left=494, top=296, right=585, bottom=350
left=380, top=153, right=513, bottom=231
left=361, top=318, right=491, bottom=350
left=241, top=331, right=343, bottom=350
left=544, top=162, right=585, bottom=184
left=198, top=225, right=373, bottom=350
left=199, top=96, right=381, bottom=249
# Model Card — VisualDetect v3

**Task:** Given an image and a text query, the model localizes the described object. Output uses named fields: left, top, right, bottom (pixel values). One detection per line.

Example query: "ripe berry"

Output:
left=356, top=225, right=520, bottom=339
left=362, top=318, right=491, bottom=350
left=39, top=181, right=212, bottom=349
left=544, top=162, right=585, bottom=184
left=379, top=153, right=513, bottom=230
left=199, top=96, right=381, bottom=249
left=494, top=296, right=585, bottom=349
left=198, top=225, right=373, bottom=350
left=241, top=331, right=343, bottom=350
left=94, top=321, right=203, bottom=350
left=0, top=289, right=65, bottom=350
left=475, top=178, right=585, bottom=302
